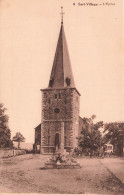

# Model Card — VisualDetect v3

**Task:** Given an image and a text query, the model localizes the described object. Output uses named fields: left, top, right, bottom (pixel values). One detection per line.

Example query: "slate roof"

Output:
left=34, top=124, right=41, bottom=130
left=48, top=23, right=75, bottom=88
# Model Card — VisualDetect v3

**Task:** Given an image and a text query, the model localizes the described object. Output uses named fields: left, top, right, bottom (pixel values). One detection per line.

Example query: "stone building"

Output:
left=35, top=17, right=82, bottom=154
left=34, top=124, right=41, bottom=147
left=35, top=117, right=87, bottom=153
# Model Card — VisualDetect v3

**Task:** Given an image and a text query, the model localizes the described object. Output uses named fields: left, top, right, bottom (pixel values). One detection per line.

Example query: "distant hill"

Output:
left=13, top=142, right=33, bottom=150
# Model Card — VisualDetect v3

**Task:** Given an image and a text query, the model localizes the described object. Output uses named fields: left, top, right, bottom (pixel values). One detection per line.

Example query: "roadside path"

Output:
left=99, top=157, right=124, bottom=183
left=0, top=154, right=124, bottom=194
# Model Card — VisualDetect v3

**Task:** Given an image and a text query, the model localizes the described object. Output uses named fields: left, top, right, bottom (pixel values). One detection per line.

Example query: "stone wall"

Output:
left=41, top=121, right=73, bottom=151
left=35, top=125, right=41, bottom=146
left=42, top=89, right=73, bottom=120
left=72, top=90, right=80, bottom=148
left=0, top=149, right=26, bottom=158
left=41, top=88, right=80, bottom=154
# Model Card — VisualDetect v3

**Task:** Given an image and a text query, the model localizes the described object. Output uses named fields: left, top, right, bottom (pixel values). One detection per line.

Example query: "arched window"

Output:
left=55, top=94, right=57, bottom=99
left=54, top=133, right=60, bottom=148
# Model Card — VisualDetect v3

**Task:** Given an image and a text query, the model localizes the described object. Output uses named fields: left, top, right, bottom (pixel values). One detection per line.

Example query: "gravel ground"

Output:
left=0, top=154, right=124, bottom=194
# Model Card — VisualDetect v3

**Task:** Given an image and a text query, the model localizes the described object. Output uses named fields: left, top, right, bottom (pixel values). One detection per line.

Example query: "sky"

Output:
left=0, top=0, right=123, bottom=143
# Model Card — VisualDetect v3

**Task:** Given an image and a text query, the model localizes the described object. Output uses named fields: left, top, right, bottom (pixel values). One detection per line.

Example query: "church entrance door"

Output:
left=55, top=133, right=60, bottom=151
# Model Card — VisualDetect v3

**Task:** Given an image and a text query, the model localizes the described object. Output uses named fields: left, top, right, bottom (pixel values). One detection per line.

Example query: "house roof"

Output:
left=34, top=124, right=41, bottom=130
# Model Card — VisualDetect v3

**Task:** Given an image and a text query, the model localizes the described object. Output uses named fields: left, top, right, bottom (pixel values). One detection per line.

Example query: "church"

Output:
left=34, top=10, right=83, bottom=154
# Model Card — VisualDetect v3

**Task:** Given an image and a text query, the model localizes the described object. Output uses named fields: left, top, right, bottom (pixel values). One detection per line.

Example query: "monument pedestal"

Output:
left=44, top=153, right=81, bottom=169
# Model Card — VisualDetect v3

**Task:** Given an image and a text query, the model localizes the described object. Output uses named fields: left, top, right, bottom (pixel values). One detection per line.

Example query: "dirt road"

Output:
left=0, top=154, right=124, bottom=194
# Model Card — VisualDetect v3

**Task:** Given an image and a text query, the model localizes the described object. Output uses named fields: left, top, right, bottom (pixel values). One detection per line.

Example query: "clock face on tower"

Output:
left=54, top=108, right=60, bottom=114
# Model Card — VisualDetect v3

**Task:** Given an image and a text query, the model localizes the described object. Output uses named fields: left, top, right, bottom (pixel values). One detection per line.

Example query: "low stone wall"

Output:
left=0, top=149, right=26, bottom=158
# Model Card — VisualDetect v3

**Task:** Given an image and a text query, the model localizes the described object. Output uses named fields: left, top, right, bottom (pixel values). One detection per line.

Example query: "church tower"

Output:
left=41, top=9, right=80, bottom=154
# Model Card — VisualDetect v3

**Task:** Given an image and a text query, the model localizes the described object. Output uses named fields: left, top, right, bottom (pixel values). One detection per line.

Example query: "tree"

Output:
left=77, top=116, right=103, bottom=154
left=103, top=122, right=124, bottom=156
left=13, top=132, right=25, bottom=149
left=0, top=103, right=13, bottom=148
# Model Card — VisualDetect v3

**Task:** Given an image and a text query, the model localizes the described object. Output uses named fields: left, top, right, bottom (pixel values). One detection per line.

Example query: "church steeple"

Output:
left=40, top=9, right=80, bottom=154
left=48, top=8, right=75, bottom=88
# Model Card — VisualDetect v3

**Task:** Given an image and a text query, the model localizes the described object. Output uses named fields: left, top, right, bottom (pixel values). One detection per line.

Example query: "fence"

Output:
left=0, top=149, right=26, bottom=158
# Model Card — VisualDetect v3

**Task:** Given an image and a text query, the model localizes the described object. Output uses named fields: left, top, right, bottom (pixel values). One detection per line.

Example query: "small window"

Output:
left=65, top=77, right=71, bottom=86
left=55, top=94, right=57, bottom=99
left=48, top=98, right=50, bottom=103
left=49, top=78, right=54, bottom=87
left=59, top=93, right=61, bottom=99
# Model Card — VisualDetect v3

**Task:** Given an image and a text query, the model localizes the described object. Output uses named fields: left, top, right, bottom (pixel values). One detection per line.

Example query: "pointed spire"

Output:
left=48, top=8, right=75, bottom=89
